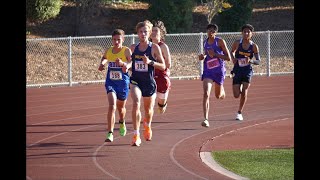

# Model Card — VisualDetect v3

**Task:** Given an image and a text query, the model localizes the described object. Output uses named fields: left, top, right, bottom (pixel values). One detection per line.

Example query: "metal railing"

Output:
left=26, top=30, right=294, bottom=88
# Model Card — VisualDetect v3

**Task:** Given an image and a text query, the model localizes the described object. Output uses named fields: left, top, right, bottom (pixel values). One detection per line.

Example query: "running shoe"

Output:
left=143, top=119, right=152, bottom=141
left=119, top=121, right=127, bottom=136
left=131, top=134, right=142, bottom=146
left=201, top=119, right=210, bottom=127
left=236, top=113, right=243, bottom=121
left=105, top=132, right=113, bottom=142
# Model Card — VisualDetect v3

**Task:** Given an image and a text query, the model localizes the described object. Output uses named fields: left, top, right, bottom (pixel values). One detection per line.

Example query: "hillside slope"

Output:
left=26, top=0, right=294, bottom=38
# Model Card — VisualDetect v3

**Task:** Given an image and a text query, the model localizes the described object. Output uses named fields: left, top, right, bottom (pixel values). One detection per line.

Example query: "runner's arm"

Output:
left=249, top=43, right=260, bottom=65
left=160, top=43, right=171, bottom=69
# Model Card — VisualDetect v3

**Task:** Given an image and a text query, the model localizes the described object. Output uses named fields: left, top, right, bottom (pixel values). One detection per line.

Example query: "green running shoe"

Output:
left=105, top=132, right=113, bottom=142
left=119, top=121, right=127, bottom=136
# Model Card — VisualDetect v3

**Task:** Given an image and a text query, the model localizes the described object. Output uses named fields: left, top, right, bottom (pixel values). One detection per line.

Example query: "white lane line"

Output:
left=92, top=142, right=121, bottom=180
left=27, top=164, right=88, bottom=167
left=27, top=93, right=292, bottom=117
left=200, top=152, right=249, bottom=180
left=169, top=119, right=223, bottom=180
left=27, top=100, right=292, bottom=127
left=26, top=124, right=100, bottom=179
left=29, top=113, right=106, bottom=125
left=170, top=117, right=291, bottom=180
left=199, top=118, right=289, bottom=180
left=27, top=111, right=292, bottom=179
left=92, top=123, right=170, bottom=180
left=27, top=125, right=98, bottom=148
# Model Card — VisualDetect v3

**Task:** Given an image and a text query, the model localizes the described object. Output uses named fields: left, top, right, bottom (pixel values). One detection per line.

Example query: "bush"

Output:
left=216, top=0, right=254, bottom=32
left=26, top=0, right=63, bottom=22
left=149, top=0, right=194, bottom=33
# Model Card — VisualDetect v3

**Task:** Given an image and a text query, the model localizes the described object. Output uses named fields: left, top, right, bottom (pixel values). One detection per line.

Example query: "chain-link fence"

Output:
left=26, top=30, right=294, bottom=88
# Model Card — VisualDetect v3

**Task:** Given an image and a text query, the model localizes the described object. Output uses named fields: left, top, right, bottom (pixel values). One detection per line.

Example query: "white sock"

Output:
left=133, top=130, right=140, bottom=135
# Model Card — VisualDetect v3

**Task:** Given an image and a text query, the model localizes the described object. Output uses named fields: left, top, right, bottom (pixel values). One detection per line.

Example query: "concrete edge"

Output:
left=200, top=151, right=249, bottom=180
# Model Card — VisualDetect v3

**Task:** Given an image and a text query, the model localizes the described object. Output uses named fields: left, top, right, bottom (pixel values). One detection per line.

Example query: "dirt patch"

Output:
left=26, top=0, right=294, bottom=38
left=26, top=1, right=294, bottom=85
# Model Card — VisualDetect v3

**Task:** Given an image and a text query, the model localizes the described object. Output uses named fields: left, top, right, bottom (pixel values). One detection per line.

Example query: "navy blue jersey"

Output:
left=131, top=42, right=156, bottom=84
left=233, top=38, right=254, bottom=72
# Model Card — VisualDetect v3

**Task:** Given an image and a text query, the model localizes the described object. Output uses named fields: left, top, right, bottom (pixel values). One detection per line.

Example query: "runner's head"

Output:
left=151, top=20, right=167, bottom=42
left=111, top=29, right=125, bottom=48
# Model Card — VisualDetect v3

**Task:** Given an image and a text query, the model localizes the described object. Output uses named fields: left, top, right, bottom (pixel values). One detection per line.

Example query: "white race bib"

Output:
left=238, top=58, right=249, bottom=67
left=110, top=70, right=122, bottom=80
left=135, top=61, right=148, bottom=72
left=207, top=58, right=220, bottom=69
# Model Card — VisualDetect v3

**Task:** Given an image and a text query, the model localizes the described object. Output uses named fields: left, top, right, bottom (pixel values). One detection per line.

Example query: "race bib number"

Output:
left=135, top=61, right=148, bottom=72
left=207, top=58, right=220, bottom=69
left=110, top=70, right=122, bottom=80
left=238, top=58, right=249, bottom=67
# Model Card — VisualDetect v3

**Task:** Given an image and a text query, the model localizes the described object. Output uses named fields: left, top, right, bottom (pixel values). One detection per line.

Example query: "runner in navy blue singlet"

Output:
left=126, top=20, right=166, bottom=146
left=230, top=24, right=261, bottom=121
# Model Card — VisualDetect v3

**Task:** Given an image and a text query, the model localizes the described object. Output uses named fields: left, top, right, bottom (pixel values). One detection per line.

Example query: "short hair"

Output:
left=241, top=24, right=254, bottom=32
left=153, top=20, right=167, bottom=41
left=112, top=29, right=125, bottom=37
left=144, top=19, right=153, bottom=30
left=206, top=24, right=218, bottom=32
left=136, top=20, right=153, bottom=33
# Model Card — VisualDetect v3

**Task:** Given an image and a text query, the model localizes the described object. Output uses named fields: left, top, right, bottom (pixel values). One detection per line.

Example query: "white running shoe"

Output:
left=201, top=119, right=210, bottom=127
left=236, top=113, right=243, bottom=121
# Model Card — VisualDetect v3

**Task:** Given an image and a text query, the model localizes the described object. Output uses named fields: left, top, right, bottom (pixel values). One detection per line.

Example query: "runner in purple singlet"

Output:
left=198, top=24, right=231, bottom=127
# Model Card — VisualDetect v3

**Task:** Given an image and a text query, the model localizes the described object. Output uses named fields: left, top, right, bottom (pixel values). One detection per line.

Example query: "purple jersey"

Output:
left=201, top=37, right=226, bottom=85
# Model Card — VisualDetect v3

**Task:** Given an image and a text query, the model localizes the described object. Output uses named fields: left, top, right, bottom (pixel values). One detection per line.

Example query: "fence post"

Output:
left=131, top=34, right=135, bottom=45
left=267, top=30, right=271, bottom=77
left=68, top=36, right=72, bottom=86
left=199, top=32, right=203, bottom=77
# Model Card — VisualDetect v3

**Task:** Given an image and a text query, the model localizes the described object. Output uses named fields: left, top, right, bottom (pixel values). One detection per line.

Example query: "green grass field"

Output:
left=212, top=148, right=294, bottom=180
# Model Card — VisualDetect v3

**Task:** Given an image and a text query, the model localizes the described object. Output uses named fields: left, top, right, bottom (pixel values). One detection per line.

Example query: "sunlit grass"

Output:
left=212, top=148, right=294, bottom=180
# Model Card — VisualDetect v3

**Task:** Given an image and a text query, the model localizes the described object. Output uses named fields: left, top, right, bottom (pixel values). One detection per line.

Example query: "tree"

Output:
left=205, top=0, right=232, bottom=24
left=149, top=0, right=194, bottom=33
left=216, top=0, right=254, bottom=32
left=26, top=0, right=63, bottom=22
left=74, top=0, right=105, bottom=36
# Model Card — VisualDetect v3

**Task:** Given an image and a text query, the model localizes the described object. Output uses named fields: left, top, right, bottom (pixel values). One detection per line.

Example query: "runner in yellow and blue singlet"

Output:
left=104, top=46, right=130, bottom=100
left=98, top=29, right=132, bottom=143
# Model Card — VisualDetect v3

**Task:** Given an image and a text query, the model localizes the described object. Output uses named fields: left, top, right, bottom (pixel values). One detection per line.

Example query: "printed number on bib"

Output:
left=238, top=58, right=249, bottom=67
left=110, top=70, right=122, bottom=80
left=207, top=58, right=220, bottom=69
left=135, top=61, right=148, bottom=72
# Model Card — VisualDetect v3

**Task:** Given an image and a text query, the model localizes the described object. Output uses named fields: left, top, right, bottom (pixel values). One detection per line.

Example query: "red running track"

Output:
left=26, top=75, right=294, bottom=180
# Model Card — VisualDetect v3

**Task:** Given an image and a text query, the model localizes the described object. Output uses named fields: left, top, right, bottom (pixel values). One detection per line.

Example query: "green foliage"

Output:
left=216, top=0, right=254, bottom=32
left=102, top=0, right=135, bottom=3
left=149, top=0, right=194, bottom=33
left=26, top=0, right=63, bottom=22
left=205, top=0, right=232, bottom=24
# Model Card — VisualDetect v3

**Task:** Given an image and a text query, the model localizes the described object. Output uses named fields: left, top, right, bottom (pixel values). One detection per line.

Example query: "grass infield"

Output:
left=212, top=148, right=294, bottom=180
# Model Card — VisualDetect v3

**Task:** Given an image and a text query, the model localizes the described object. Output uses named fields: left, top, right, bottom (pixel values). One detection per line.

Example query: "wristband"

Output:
left=149, top=61, right=154, bottom=66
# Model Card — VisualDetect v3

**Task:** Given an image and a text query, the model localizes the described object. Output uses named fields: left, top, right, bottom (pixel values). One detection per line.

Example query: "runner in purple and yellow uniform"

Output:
left=124, top=21, right=166, bottom=146
left=98, top=29, right=132, bottom=142
left=230, top=24, right=260, bottom=121
left=198, top=24, right=231, bottom=127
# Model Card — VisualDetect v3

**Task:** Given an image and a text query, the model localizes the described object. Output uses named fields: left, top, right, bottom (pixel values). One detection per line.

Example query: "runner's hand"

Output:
left=98, top=64, right=105, bottom=71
